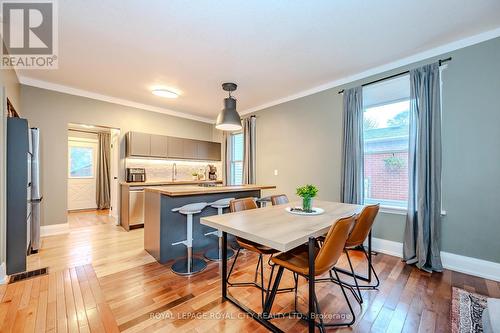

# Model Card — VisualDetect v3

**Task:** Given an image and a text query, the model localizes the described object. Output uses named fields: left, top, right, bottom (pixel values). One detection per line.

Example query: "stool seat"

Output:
left=209, top=197, right=234, bottom=209
left=172, top=202, right=208, bottom=215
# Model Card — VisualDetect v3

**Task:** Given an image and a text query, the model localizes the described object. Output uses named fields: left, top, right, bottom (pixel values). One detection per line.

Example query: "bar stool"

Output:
left=204, top=198, right=235, bottom=261
left=256, top=196, right=272, bottom=208
left=171, top=202, right=208, bottom=275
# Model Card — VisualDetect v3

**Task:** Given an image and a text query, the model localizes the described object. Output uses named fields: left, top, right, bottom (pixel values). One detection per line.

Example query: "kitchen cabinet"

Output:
left=166, top=136, right=184, bottom=159
left=150, top=134, right=168, bottom=158
left=197, top=141, right=221, bottom=161
left=182, top=139, right=198, bottom=159
left=126, top=132, right=151, bottom=157
left=126, top=131, right=221, bottom=161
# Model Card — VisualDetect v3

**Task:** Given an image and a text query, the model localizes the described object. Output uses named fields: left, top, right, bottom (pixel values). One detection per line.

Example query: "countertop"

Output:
left=120, top=180, right=223, bottom=187
left=144, top=184, right=276, bottom=196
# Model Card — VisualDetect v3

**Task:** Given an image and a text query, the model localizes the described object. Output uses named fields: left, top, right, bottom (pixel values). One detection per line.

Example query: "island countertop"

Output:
left=144, top=184, right=276, bottom=196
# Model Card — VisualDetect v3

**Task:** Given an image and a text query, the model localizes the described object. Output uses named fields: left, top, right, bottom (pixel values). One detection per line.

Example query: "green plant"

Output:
left=192, top=172, right=198, bottom=176
left=383, top=155, right=405, bottom=171
left=296, top=184, right=318, bottom=198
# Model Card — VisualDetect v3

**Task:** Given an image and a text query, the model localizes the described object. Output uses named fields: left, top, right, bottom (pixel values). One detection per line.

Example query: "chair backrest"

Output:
left=345, top=204, right=380, bottom=248
left=270, top=194, right=289, bottom=206
left=314, top=215, right=356, bottom=276
left=229, top=197, right=258, bottom=213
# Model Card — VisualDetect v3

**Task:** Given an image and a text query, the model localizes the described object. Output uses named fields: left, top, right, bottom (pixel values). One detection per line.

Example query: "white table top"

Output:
left=200, top=200, right=363, bottom=252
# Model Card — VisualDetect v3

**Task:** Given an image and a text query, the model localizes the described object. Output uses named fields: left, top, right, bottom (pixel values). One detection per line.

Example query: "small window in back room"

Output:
left=69, top=146, right=94, bottom=178
left=230, top=132, right=244, bottom=185
left=362, top=74, right=410, bottom=209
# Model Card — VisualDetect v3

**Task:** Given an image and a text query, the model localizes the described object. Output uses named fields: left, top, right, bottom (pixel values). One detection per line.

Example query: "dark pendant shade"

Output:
left=216, top=97, right=242, bottom=131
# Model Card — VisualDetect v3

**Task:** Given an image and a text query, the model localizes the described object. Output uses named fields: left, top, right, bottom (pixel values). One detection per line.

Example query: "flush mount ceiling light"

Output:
left=151, top=88, right=179, bottom=99
left=216, top=82, right=242, bottom=131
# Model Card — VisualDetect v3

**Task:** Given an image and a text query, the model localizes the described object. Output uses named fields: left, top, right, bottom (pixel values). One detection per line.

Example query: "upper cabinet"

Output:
left=197, top=141, right=221, bottom=161
left=150, top=134, right=168, bottom=158
left=166, top=136, right=184, bottom=159
left=126, top=131, right=221, bottom=161
left=126, top=132, right=151, bottom=157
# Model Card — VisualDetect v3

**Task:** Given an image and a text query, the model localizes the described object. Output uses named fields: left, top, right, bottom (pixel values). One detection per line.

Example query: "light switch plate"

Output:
left=274, top=169, right=278, bottom=176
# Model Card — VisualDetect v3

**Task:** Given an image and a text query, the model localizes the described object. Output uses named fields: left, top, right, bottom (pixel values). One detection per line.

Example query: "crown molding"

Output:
left=240, top=26, right=500, bottom=116
left=18, top=76, right=215, bottom=124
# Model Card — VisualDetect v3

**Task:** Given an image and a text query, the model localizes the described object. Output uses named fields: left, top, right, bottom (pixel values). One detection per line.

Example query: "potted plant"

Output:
left=296, top=184, right=318, bottom=213
left=192, top=172, right=198, bottom=180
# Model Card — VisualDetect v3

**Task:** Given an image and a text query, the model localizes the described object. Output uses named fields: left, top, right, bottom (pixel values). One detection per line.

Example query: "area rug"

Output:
left=451, top=287, right=488, bottom=333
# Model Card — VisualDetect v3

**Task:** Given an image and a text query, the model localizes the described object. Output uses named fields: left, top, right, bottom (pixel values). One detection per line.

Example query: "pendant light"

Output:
left=216, top=82, right=242, bottom=131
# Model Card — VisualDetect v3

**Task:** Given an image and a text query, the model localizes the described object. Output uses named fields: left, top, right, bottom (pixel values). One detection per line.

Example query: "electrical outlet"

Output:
left=274, top=169, right=278, bottom=176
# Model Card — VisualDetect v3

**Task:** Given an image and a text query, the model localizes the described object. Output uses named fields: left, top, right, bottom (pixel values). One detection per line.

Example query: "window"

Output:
left=362, top=75, right=410, bottom=208
left=230, top=133, right=244, bottom=185
left=69, top=146, right=95, bottom=178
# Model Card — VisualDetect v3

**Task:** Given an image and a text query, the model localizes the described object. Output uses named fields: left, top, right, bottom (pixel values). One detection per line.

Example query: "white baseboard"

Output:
left=369, top=237, right=500, bottom=282
left=40, top=223, right=70, bottom=237
left=0, top=262, right=7, bottom=284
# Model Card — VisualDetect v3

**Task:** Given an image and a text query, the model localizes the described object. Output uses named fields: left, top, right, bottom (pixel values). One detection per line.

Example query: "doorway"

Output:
left=68, top=136, right=98, bottom=210
left=67, top=123, right=121, bottom=227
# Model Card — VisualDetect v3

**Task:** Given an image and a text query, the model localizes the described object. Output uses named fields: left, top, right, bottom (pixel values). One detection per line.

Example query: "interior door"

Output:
left=67, top=138, right=98, bottom=211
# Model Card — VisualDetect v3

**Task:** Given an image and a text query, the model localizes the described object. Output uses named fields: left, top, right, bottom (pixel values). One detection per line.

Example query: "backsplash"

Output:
left=126, top=158, right=223, bottom=182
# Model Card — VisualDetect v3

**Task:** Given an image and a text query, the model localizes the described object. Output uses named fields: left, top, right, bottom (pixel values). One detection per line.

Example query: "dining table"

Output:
left=200, top=200, right=367, bottom=332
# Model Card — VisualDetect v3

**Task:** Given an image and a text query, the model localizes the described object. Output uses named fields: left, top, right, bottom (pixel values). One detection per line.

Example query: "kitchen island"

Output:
left=143, top=184, right=276, bottom=264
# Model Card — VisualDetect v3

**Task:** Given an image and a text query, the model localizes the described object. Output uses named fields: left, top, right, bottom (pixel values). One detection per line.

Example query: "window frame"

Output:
left=362, top=89, right=411, bottom=212
left=68, top=137, right=97, bottom=179
left=229, top=132, right=244, bottom=185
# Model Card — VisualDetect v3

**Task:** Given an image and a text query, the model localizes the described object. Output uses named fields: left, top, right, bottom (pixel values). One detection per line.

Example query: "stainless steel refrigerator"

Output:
left=30, top=128, right=42, bottom=253
left=6, top=118, right=42, bottom=275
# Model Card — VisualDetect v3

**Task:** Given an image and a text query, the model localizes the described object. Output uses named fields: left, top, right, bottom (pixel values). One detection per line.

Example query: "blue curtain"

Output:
left=340, top=86, right=364, bottom=204
left=403, top=63, right=443, bottom=272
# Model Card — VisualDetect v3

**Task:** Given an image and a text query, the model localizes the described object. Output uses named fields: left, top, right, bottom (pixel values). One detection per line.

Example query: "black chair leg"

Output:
left=334, top=247, right=380, bottom=291
left=362, top=247, right=380, bottom=288
left=226, top=248, right=241, bottom=285
left=330, top=268, right=356, bottom=327
left=344, top=249, right=363, bottom=304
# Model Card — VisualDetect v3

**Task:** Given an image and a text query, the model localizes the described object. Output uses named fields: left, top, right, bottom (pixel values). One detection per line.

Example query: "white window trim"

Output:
left=229, top=132, right=243, bottom=185
left=379, top=205, right=447, bottom=216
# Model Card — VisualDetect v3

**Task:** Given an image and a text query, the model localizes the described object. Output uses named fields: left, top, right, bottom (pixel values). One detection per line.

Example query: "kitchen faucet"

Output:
left=172, top=163, right=177, bottom=182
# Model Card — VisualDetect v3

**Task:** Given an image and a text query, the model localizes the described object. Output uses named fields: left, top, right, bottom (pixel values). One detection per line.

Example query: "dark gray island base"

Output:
left=143, top=185, right=275, bottom=264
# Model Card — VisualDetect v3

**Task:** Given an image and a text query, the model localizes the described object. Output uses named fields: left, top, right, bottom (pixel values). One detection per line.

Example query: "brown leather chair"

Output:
left=268, top=215, right=357, bottom=329
left=227, top=198, right=288, bottom=310
left=270, top=194, right=289, bottom=206
left=324, top=204, right=380, bottom=304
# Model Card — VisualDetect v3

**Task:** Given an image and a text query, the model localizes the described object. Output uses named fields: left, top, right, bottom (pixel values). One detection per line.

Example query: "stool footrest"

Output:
left=172, top=240, right=189, bottom=246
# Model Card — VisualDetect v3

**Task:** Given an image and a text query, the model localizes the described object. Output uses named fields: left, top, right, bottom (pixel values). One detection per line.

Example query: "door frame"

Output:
left=109, top=128, right=120, bottom=224
left=67, top=136, right=99, bottom=211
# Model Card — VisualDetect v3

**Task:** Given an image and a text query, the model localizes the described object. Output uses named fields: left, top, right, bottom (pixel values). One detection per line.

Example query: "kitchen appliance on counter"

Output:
left=6, top=118, right=43, bottom=275
left=208, top=164, right=217, bottom=180
left=126, top=168, right=146, bottom=182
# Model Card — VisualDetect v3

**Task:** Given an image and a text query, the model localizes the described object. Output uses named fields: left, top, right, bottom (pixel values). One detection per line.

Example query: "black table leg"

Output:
left=222, top=231, right=228, bottom=299
left=221, top=231, right=283, bottom=332
left=308, top=237, right=315, bottom=333
left=367, top=230, right=372, bottom=281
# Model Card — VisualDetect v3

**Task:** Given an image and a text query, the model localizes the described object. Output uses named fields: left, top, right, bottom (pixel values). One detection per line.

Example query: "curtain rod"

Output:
left=337, top=57, right=452, bottom=94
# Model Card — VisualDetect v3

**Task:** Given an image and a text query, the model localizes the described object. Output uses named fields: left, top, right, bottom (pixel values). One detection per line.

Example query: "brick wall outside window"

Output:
left=364, top=151, right=408, bottom=202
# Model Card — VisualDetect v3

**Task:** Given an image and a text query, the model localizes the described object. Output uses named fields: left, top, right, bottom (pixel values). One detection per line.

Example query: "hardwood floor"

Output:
left=27, top=211, right=155, bottom=278
left=3, top=211, right=499, bottom=332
